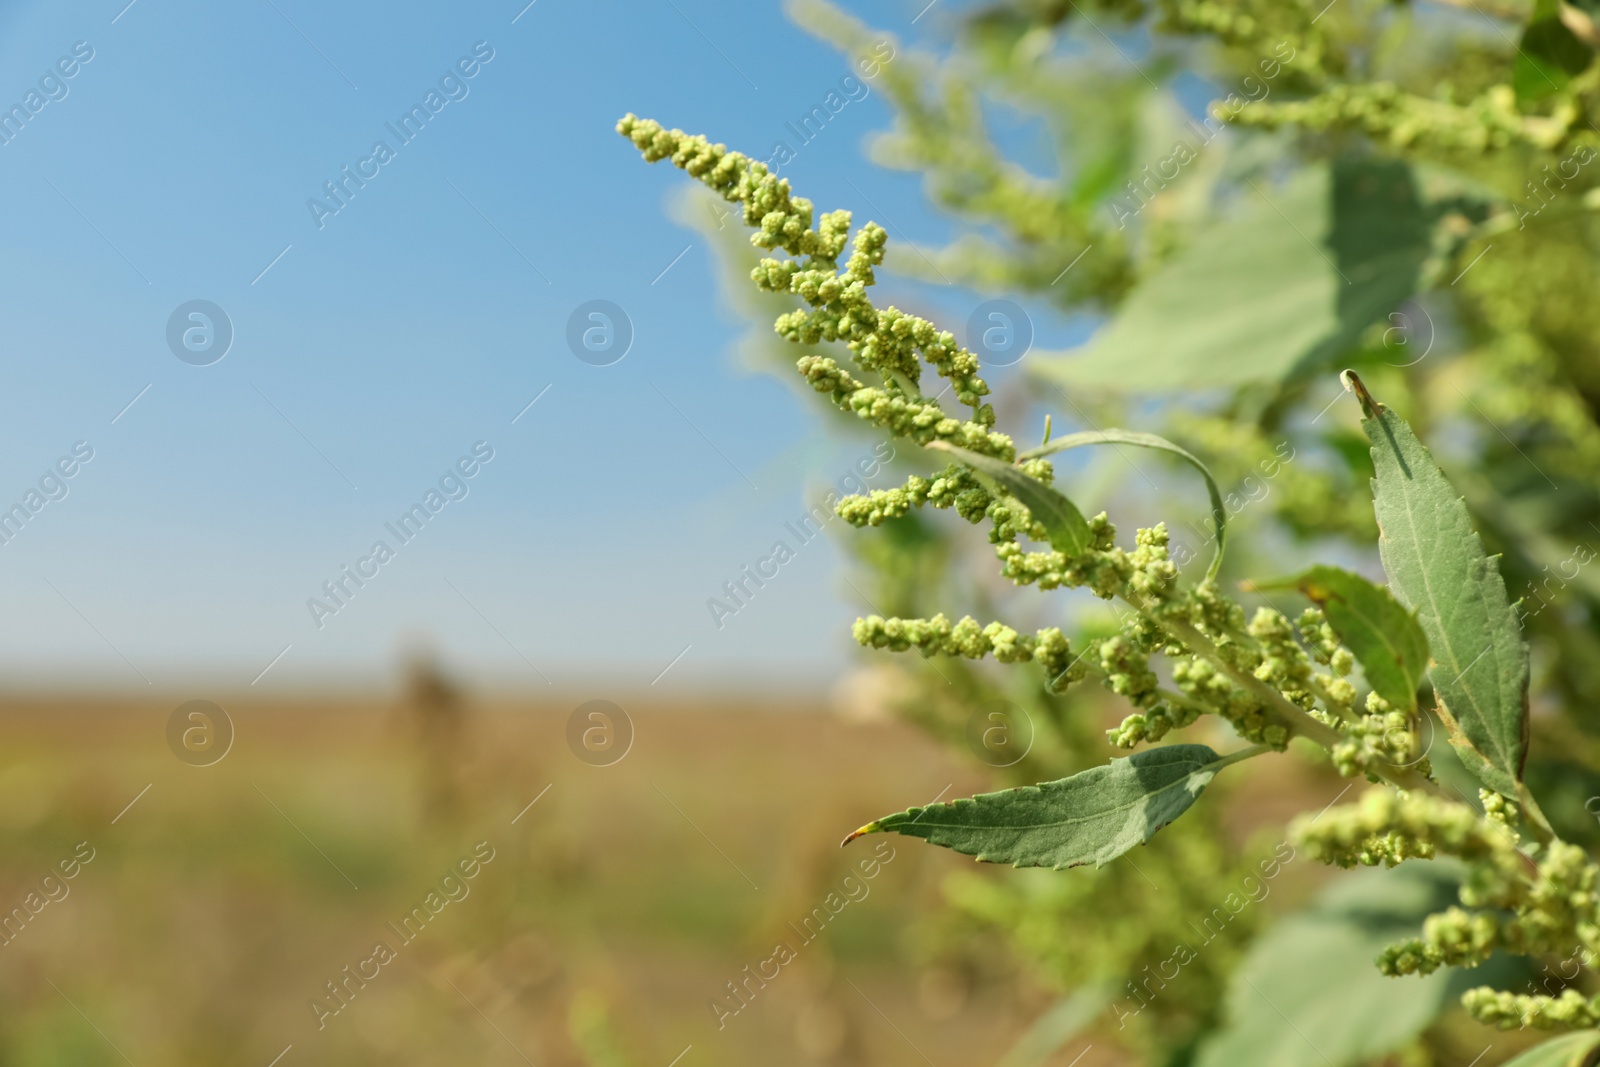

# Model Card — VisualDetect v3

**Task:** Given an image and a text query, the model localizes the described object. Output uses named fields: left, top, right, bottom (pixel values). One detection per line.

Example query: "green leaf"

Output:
left=1253, top=564, right=1430, bottom=712
left=1032, top=159, right=1429, bottom=392
left=1515, top=0, right=1592, bottom=103
left=1503, top=1032, right=1600, bottom=1067
left=1194, top=864, right=1477, bottom=1067
left=844, top=744, right=1236, bottom=869
left=1024, top=428, right=1227, bottom=581
left=925, top=440, right=1093, bottom=556
left=1328, top=157, right=1435, bottom=335
left=1350, top=372, right=1530, bottom=796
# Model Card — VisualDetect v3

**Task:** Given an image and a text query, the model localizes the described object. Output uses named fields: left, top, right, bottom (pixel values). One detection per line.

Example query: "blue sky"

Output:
left=0, top=0, right=1098, bottom=694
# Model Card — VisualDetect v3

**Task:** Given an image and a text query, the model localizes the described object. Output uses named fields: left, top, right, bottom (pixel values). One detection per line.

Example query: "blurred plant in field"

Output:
left=618, top=0, right=1600, bottom=1060
left=397, top=645, right=468, bottom=822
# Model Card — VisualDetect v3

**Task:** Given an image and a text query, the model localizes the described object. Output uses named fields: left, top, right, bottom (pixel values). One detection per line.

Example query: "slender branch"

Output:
left=1154, top=610, right=1343, bottom=747
left=1156, top=685, right=1213, bottom=718
left=1125, top=594, right=1438, bottom=793
left=1216, top=743, right=1272, bottom=770
left=1307, top=676, right=1361, bottom=724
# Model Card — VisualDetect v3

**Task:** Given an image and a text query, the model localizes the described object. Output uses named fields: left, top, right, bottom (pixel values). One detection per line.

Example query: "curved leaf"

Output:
left=844, top=744, right=1238, bottom=869
left=1349, top=372, right=1529, bottom=796
left=1194, top=864, right=1475, bottom=1067
left=1503, top=1032, right=1600, bottom=1067
left=1024, top=428, right=1227, bottom=581
left=1253, top=564, right=1430, bottom=712
left=925, top=440, right=1092, bottom=556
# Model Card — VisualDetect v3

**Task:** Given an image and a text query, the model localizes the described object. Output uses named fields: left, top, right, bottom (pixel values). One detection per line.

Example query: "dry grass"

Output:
left=0, top=688, right=1046, bottom=1066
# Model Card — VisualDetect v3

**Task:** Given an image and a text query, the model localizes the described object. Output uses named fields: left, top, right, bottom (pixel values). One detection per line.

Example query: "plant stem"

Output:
left=1216, top=743, right=1271, bottom=770
left=1124, top=593, right=1438, bottom=794
left=1156, top=686, right=1213, bottom=718
left=1306, top=676, right=1361, bottom=724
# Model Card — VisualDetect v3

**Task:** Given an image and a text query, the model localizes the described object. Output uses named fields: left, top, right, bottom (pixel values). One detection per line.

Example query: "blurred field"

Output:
left=0, top=680, right=1074, bottom=1066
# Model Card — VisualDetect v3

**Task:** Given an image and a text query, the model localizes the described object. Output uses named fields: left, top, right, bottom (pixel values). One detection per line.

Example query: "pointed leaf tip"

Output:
left=1342, top=369, right=1381, bottom=418
left=840, top=823, right=879, bottom=847
left=1358, top=387, right=1529, bottom=795
left=856, top=745, right=1231, bottom=869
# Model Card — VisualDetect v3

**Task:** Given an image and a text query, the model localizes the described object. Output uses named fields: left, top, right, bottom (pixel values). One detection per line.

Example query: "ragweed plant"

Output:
left=620, top=112, right=1600, bottom=1064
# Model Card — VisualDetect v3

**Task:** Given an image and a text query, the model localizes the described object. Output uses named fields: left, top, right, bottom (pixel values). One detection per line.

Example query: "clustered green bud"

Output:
left=795, top=355, right=862, bottom=403
left=620, top=115, right=1008, bottom=473
left=835, top=463, right=994, bottom=527
left=1297, top=607, right=1340, bottom=665
left=1228, top=83, right=1579, bottom=153
left=823, top=384, right=1010, bottom=456
left=1293, top=789, right=1514, bottom=871
left=1328, top=693, right=1428, bottom=780
left=622, top=114, right=1446, bottom=905
left=992, top=518, right=1176, bottom=599
left=1482, top=788, right=1522, bottom=845
left=618, top=115, right=847, bottom=258
left=832, top=460, right=1059, bottom=539
left=1295, top=786, right=1600, bottom=1031
left=1105, top=704, right=1204, bottom=748
left=852, top=614, right=1083, bottom=692
left=1249, top=607, right=1317, bottom=707
left=622, top=0, right=1600, bottom=1034
left=1463, top=987, right=1600, bottom=1031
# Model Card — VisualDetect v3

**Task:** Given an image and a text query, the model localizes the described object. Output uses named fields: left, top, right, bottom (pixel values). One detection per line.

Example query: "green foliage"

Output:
left=1032, top=158, right=1432, bottom=392
left=622, top=0, right=1600, bottom=1056
left=1024, top=428, right=1228, bottom=580
left=845, top=744, right=1249, bottom=869
left=1037, top=166, right=1339, bottom=390
left=925, top=440, right=1093, bottom=556
left=1502, top=1030, right=1600, bottom=1066
left=1253, top=563, right=1430, bottom=713
left=1194, top=864, right=1473, bottom=1067
left=1328, top=157, right=1435, bottom=327
left=1516, top=0, right=1594, bottom=103
left=1352, top=372, right=1531, bottom=799
left=945, top=812, right=1271, bottom=1058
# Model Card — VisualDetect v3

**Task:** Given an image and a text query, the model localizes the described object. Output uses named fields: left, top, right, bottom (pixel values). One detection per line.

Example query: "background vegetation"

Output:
left=12, top=0, right=1600, bottom=1063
